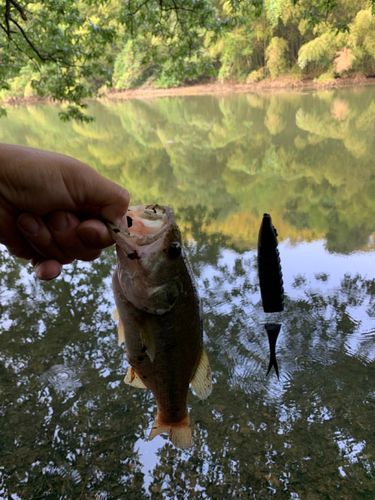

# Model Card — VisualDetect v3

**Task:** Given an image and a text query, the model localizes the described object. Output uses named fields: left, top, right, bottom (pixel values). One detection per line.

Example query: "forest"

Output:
left=110, top=0, right=375, bottom=89
left=1, top=0, right=375, bottom=120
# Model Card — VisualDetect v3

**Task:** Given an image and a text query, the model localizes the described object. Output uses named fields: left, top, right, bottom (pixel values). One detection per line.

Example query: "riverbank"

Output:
left=102, top=75, right=375, bottom=101
left=2, top=75, right=375, bottom=107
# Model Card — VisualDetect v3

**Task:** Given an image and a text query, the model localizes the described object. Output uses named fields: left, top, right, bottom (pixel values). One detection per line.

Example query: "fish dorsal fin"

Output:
left=112, top=308, right=119, bottom=321
left=149, top=412, right=191, bottom=449
left=139, top=325, right=156, bottom=362
left=118, top=318, right=125, bottom=346
left=190, top=348, right=212, bottom=400
left=124, top=366, right=147, bottom=389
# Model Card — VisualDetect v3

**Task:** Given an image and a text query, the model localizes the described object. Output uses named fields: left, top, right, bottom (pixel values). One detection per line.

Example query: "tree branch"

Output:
left=9, top=17, right=54, bottom=62
left=125, top=0, right=152, bottom=18
left=9, top=0, right=27, bottom=21
left=5, top=0, right=11, bottom=37
left=0, top=22, right=15, bottom=36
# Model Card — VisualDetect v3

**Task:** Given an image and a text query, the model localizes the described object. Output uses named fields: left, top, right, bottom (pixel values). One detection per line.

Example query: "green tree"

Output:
left=2, top=0, right=375, bottom=121
left=0, top=0, right=221, bottom=120
left=265, top=36, right=289, bottom=76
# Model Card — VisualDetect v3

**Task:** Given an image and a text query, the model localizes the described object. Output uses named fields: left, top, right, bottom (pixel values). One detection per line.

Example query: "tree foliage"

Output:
left=266, top=36, right=289, bottom=76
left=1, top=0, right=375, bottom=120
left=0, top=0, right=222, bottom=120
left=0, top=0, right=117, bottom=121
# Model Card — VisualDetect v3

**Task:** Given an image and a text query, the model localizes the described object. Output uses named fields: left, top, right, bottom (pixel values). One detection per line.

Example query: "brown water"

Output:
left=1, top=87, right=375, bottom=498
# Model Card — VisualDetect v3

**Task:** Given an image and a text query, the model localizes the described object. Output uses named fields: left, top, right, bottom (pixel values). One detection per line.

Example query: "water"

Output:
left=1, top=87, right=375, bottom=498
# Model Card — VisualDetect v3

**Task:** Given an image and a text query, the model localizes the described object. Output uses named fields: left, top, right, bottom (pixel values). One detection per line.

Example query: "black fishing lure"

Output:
left=257, top=213, right=284, bottom=313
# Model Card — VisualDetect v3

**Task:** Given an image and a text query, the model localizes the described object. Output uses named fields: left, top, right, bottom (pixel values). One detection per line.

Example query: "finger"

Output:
left=46, top=211, right=104, bottom=261
left=17, top=213, right=73, bottom=265
left=62, top=163, right=130, bottom=226
left=95, top=182, right=130, bottom=227
left=31, top=256, right=63, bottom=281
left=0, top=210, right=38, bottom=260
left=77, top=219, right=114, bottom=249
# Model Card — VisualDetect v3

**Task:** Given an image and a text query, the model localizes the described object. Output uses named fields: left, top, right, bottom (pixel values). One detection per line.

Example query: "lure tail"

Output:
left=265, top=323, right=281, bottom=379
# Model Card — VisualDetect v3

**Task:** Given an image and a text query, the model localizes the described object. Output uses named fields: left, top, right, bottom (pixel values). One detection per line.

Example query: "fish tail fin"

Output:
left=266, top=353, right=279, bottom=380
left=149, top=413, right=191, bottom=449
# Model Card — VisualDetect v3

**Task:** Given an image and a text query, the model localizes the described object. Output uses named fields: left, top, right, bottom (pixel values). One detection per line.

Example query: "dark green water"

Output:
left=1, top=87, right=375, bottom=498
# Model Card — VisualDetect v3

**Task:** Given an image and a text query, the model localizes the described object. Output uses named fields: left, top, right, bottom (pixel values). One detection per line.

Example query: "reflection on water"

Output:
left=1, top=88, right=375, bottom=498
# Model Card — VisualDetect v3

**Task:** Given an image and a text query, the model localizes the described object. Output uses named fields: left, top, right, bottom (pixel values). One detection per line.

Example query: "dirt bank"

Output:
left=103, top=75, right=375, bottom=101
left=3, top=75, right=375, bottom=107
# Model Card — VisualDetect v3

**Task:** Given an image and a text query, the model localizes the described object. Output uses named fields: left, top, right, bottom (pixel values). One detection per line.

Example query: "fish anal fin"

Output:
left=190, top=348, right=212, bottom=400
left=124, top=366, right=147, bottom=389
left=149, top=413, right=191, bottom=449
left=112, top=308, right=119, bottom=321
left=118, top=318, right=125, bottom=346
left=139, top=326, right=156, bottom=362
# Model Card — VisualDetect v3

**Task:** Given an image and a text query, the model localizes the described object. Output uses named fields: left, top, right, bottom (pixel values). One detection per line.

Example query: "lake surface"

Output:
left=1, top=87, right=375, bottom=498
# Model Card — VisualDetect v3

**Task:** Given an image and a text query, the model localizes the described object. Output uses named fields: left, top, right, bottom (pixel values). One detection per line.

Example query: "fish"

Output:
left=257, top=213, right=284, bottom=313
left=107, top=205, right=212, bottom=449
left=265, top=323, right=281, bottom=379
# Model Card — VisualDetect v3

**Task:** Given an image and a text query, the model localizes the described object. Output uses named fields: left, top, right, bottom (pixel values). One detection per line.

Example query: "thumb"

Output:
left=92, top=177, right=130, bottom=226
left=65, top=165, right=130, bottom=226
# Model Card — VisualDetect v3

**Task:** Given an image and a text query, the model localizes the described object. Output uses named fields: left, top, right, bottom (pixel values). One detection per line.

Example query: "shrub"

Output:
left=333, top=47, right=356, bottom=74
left=314, top=67, right=335, bottom=82
left=266, top=37, right=290, bottom=77
left=298, top=32, right=344, bottom=73
left=218, top=26, right=255, bottom=82
left=113, top=41, right=155, bottom=89
left=349, top=8, right=375, bottom=74
left=0, top=66, right=38, bottom=99
left=246, top=67, right=266, bottom=83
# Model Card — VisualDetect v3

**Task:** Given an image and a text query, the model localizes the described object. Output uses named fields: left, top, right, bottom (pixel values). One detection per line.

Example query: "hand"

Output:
left=0, top=143, right=129, bottom=280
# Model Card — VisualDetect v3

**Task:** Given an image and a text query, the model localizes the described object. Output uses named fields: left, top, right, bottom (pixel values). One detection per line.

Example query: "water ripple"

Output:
left=41, top=364, right=82, bottom=394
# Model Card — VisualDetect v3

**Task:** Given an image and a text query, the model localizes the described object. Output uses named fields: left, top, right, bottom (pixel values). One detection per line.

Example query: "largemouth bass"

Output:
left=108, top=205, right=212, bottom=449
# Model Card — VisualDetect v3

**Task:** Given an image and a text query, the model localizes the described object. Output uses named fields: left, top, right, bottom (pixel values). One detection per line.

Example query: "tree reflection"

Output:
left=1, top=88, right=375, bottom=254
left=0, top=248, right=148, bottom=498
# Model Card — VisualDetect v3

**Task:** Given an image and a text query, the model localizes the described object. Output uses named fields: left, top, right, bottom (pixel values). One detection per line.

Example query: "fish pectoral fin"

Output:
left=149, top=413, right=191, bottom=449
left=118, top=318, right=125, bottom=346
left=190, top=348, right=212, bottom=400
left=139, top=325, right=156, bottom=362
left=124, top=366, right=147, bottom=389
left=112, top=309, right=125, bottom=346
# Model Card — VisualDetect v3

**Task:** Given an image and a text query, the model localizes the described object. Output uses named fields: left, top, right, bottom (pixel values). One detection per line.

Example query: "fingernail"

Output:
left=34, top=259, right=62, bottom=280
left=119, top=214, right=129, bottom=231
left=36, top=269, right=61, bottom=281
left=79, top=227, right=100, bottom=246
left=18, top=214, right=40, bottom=235
left=49, top=211, right=68, bottom=232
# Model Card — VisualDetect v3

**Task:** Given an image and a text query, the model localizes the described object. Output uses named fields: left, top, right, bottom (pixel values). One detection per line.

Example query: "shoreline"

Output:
left=3, top=75, right=375, bottom=106
left=103, top=75, right=375, bottom=101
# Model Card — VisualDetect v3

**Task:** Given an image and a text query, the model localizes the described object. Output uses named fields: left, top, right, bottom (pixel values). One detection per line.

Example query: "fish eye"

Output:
left=168, top=242, right=181, bottom=259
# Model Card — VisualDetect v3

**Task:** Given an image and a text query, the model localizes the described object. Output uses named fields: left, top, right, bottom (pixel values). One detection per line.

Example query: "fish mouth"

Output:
left=107, top=205, right=174, bottom=257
